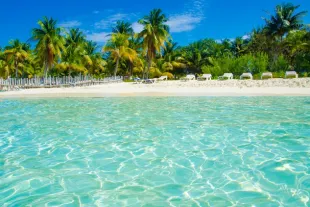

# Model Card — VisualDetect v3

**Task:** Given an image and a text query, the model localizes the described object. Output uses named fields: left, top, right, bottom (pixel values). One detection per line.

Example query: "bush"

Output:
left=270, top=55, right=289, bottom=72
left=202, top=53, right=268, bottom=77
left=149, top=67, right=162, bottom=78
left=272, top=71, right=286, bottom=78
left=161, top=72, right=174, bottom=79
left=302, top=72, right=309, bottom=77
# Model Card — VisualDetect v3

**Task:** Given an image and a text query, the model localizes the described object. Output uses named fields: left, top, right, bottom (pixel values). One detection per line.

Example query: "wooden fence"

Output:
left=0, top=75, right=123, bottom=91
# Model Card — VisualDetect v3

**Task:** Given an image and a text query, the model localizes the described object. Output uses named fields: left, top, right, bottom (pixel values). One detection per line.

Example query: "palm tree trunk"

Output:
left=129, top=62, right=133, bottom=77
left=15, top=61, right=18, bottom=78
left=146, top=57, right=152, bottom=79
left=44, top=63, right=48, bottom=80
left=114, top=58, right=119, bottom=78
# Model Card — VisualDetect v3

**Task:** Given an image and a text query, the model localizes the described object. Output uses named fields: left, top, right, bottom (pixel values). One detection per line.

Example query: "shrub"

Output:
left=161, top=72, right=174, bottom=79
left=270, top=55, right=289, bottom=72
left=272, top=71, right=286, bottom=78
left=149, top=67, right=162, bottom=78
left=252, top=53, right=268, bottom=74
left=202, top=53, right=269, bottom=77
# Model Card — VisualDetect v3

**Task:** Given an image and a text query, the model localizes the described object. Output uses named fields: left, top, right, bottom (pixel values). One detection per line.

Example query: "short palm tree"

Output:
left=103, top=33, right=136, bottom=77
left=4, top=39, right=30, bottom=78
left=161, top=41, right=185, bottom=72
left=264, top=3, right=307, bottom=41
left=138, top=9, right=170, bottom=78
left=112, top=21, right=134, bottom=35
left=32, top=17, right=65, bottom=78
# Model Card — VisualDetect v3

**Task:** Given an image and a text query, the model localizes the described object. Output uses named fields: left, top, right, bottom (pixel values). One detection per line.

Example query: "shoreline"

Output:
left=1, top=79, right=310, bottom=98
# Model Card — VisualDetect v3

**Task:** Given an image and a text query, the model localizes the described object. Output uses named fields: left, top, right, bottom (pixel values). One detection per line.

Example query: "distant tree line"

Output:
left=0, top=3, right=309, bottom=80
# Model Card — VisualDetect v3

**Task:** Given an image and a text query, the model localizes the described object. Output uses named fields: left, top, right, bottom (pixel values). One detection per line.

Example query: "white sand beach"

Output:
left=1, top=78, right=310, bottom=98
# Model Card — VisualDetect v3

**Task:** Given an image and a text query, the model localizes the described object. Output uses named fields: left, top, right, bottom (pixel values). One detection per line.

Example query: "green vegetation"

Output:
left=0, top=3, right=309, bottom=79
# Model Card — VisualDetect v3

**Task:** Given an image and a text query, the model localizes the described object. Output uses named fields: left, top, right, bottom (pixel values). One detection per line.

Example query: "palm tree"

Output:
left=31, top=17, right=65, bottom=78
left=112, top=21, right=134, bottom=35
left=57, top=28, right=87, bottom=76
left=231, top=37, right=247, bottom=57
left=4, top=39, right=30, bottom=78
left=180, top=41, right=211, bottom=73
left=160, top=41, right=185, bottom=72
left=138, top=9, right=170, bottom=78
left=264, top=3, right=307, bottom=41
left=83, top=41, right=106, bottom=76
left=103, top=33, right=137, bottom=77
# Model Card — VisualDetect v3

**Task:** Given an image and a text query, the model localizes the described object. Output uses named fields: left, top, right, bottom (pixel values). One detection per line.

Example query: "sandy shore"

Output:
left=1, top=79, right=310, bottom=98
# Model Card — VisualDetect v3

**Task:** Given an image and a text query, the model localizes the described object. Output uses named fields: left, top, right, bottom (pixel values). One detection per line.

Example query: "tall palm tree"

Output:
left=103, top=33, right=137, bottom=77
left=264, top=3, right=307, bottom=41
left=112, top=21, right=134, bottom=35
left=127, top=36, right=143, bottom=76
left=138, top=9, right=170, bottom=78
left=58, top=28, right=87, bottom=76
left=83, top=41, right=106, bottom=75
left=32, top=17, right=65, bottom=78
left=4, top=39, right=30, bottom=78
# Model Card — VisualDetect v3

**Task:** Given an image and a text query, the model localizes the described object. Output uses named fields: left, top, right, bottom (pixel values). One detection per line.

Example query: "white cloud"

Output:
left=59, top=20, right=81, bottom=28
left=165, top=0, right=206, bottom=33
left=87, top=32, right=110, bottom=43
left=95, top=13, right=128, bottom=29
left=132, top=22, right=143, bottom=33
left=167, top=14, right=202, bottom=33
left=93, top=11, right=99, bottom=14
left=242, top=35, right=250, bottom=40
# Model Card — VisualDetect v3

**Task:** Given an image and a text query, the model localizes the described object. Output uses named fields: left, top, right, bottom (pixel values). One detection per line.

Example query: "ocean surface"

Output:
left=0, top=97, right=310, bottom=206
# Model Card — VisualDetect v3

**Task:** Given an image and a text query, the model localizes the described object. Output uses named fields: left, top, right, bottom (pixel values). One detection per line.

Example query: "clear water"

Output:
left=0, top=97, right=310, bottom=207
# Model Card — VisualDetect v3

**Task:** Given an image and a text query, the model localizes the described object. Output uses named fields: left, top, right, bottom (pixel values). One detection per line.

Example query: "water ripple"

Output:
left=0, top=97, right=310, bottom=206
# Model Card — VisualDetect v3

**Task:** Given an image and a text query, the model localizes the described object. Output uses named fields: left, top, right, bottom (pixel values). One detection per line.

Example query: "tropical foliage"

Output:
left=0, top=3, right=309, bottom=79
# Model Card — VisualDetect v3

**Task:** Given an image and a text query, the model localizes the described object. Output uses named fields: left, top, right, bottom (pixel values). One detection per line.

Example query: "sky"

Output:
left=0, top=0, right=309, bottom=47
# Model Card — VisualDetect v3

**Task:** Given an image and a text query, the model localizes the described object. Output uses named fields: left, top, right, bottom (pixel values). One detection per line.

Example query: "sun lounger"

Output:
left=261, top=72, right=273, bottom=79
left=158, top=76, right=168, bottom=81
left=218, top=73, right=233, bottom=80
left=143, top=79, right=156, bottom=84
left=285, top=71, right=298, bottom=78
left=240, top=73, right=253, bottom=80
left=197, top=74, right=212, bottom=81
left=133, top=78, right=143, bottom=84
left=181, top=74, right=195, bottom=81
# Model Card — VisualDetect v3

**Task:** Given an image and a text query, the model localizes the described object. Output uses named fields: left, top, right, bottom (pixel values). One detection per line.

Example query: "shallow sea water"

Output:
left=0, top=97, right=310, bottom=207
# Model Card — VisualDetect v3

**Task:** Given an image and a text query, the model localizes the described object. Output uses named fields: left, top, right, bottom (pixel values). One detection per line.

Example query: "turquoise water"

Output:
left=0, top=97, right=310, bottom=206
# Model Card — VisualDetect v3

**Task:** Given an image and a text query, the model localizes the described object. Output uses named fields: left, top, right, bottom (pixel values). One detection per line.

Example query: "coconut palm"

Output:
left=112, top=21, right=134, bottom=35
left=138, top=9, right=170, bottom=78
left=57, top=28, right=87, bottom=76
left=4, top=39, right=30, bottom=78
left=83, top=41, right=106, bottom=76
left=180, top=41, right=212, bottom=73
left=103, top=33, right=137, bottom=77
left=32, top=17, right=65, bottom=78
left=264, top=3, right=307, bottom=41
left=160, top=41, right=185, bottom=72
left=231, top=37, right=248, bottom=57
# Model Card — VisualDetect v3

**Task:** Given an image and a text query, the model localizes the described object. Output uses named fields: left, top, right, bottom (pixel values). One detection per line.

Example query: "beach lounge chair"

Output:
left=158, top=76, right=168, bottom=81
left=285, top=71, right=298, bottom=78
left=218, top=73, right=233, bottom=80
left=143, top=79, right=156, bottom=84
left=261, top=72, right=273, bottom=80
left=181, top=74, right=195, bottom=81
left=197, top=74, right=212, bottom=81
left=240, top=73, right=253, bottom=80
left=133, top=78, right=143, bottom=84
